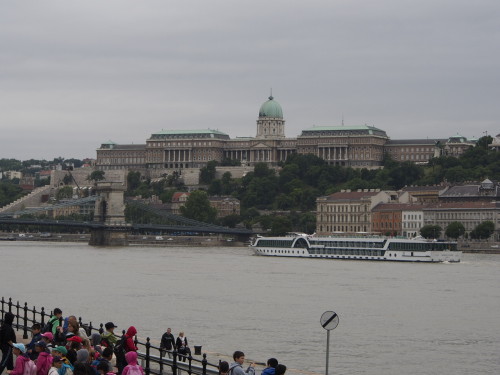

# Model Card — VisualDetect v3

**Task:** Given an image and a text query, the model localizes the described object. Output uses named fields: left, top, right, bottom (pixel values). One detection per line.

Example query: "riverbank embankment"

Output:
left=0, top=232, right=247, bottom=247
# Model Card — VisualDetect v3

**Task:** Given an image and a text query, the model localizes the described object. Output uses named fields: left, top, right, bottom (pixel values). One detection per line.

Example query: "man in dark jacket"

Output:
left=0, top=312, right=17, bottom=374
left=160, top=328, right=175, bottom=358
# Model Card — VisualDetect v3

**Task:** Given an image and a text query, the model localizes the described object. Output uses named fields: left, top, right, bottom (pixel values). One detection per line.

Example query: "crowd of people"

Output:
left=1, top=309, right=287, bottom=375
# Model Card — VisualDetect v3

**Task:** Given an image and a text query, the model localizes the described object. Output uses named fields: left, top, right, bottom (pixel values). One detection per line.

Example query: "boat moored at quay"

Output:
left=251, top=233, right=461, bottom=262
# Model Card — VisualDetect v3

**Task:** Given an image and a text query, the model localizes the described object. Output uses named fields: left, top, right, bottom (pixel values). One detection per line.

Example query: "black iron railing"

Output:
left=0, top=297, right=221, bottom=375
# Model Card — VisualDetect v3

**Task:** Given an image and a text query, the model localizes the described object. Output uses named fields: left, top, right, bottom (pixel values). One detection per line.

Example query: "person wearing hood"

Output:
left=75, top=350, right=89, bottom=365
left=0, top=312, right=17, bottom=374
left=73, top=350, right=94, bottom=375
left=121, top=352, right=143, bottom=375
left=115, top=327, right=136, bottom=375
left=35, top=341, right=52, bottom=375
left=123, top=327, right=137, bottom=353
left=228, top=351, right=255, bottom=375
left=6, top=344, right=31, bottom=375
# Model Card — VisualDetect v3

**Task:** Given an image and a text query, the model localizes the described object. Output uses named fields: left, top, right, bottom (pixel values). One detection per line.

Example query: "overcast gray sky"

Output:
left=1, top=0, right=499, bottom=161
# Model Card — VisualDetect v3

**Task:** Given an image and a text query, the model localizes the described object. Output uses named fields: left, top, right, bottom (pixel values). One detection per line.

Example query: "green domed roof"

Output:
left=259, top=96, right=283, bottom=119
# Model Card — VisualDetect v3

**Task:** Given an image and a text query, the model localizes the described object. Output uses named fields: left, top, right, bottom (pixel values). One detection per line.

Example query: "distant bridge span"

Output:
left=0, top=180, right=255, bottom=245
left=0, top=217, right=253, bottom=236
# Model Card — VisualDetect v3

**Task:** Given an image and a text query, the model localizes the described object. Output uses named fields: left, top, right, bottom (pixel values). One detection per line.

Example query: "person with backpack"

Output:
left=34, top=342, right=52, bottom=375
left=0, top=312, right=17, bottom=375
left=100, top=324, right=118, bottom=350
left=122, top=328, right=137, bottom=354
left=44, top=309, right=63, bottom=337
left=6, top=343, right=36, bottom=375
left=228, top=351, right=255, bottom=375
left=113, top=334, right=126, bottom=375
left=120, top=352, right=143, bottom=375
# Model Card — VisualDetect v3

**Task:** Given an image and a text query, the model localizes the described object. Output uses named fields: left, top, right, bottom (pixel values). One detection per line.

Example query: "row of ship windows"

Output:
left=260, top=249, right=306, bottom=254
left=259, top=249, right=387, bottom=257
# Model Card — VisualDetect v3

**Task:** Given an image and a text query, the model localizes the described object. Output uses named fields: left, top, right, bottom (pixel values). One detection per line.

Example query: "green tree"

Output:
left=127, top=171, right=142, bottom=193
left=159, top=188, right=176, bottom=203
left=445, top=221, right=465, bottom=239
left=87, top=170, right=105, bottom=184
left=56, top=186, right=74, bottom=200
left=0, top=181, right=25, bottom=206
left=199, top=161, right=218, bottom=184
left=180, top=190, right=217, bottom=223
left=470, top=221, right=495, bottom=240
left=420, top=224, right=442, bottom=239
left=0, top=158, right=23, bottom=172
left=270, top=216, right=292, bottom=236
left=63, top=174, right=73, bottom=185
left=219, top=214, right=241, bottom=228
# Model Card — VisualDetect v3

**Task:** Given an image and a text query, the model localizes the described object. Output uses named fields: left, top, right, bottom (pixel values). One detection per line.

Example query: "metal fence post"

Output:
left=202, top=353, right=207, bottom=375
left=23, top=302, right=28, bottom=339
left=1, top=297, right=5, bottom=319
left=15, top=301, right=20, bottom=329
left=145, top=337, right=151, bottom=375
left=40, top=307, right=46, bottom=325
left=8, top=297, right=12, bottom=313
left=32, top=306, right=37, bottom=326
left=172, top=350, right=178, bottom=375
left=159, top=347, right=164, bottom=375
left=99, top=323, right=104, bottom=335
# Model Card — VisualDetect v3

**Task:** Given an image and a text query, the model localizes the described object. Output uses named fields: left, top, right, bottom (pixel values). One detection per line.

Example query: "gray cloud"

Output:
left=1, top=0, right=499, bottom=160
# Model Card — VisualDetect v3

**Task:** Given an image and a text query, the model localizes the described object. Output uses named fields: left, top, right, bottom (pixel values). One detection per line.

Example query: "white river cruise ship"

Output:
left=251, top=234, right=461, bottom=262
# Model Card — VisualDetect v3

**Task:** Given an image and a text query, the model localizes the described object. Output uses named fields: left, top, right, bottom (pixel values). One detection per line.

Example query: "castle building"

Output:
left=95, top=94, right=478, bottom=176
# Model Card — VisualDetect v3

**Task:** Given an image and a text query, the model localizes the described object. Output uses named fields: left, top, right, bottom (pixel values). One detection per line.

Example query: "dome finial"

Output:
left=269, top=87, right=273, bottom=100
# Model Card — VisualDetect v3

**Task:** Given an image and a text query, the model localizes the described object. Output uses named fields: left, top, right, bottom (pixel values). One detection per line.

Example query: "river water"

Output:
left=0, top=241, right=499, bottom=375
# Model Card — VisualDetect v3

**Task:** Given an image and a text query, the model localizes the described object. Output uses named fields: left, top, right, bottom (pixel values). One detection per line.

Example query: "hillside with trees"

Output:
left=2, top=136, right=499, bottom=235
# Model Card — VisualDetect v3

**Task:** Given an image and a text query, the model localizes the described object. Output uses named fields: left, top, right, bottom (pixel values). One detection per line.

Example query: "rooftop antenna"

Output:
left=342, top=113, right=344, bottom=126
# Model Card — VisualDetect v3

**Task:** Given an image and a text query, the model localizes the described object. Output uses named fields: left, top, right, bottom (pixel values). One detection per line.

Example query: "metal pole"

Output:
left=325, top=329, right=330, bottom=375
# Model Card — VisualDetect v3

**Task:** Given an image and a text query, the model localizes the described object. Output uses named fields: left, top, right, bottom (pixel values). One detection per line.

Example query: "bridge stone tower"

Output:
left=89, top=172, right=129, bottom=246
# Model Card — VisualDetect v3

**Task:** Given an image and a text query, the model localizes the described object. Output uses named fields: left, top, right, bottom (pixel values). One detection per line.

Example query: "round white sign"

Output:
left=320, top=310, right=339, bottom=330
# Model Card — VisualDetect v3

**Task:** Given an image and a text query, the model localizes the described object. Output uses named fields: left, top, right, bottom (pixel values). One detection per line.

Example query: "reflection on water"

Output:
left=1, top=242, right=499, bottom=375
